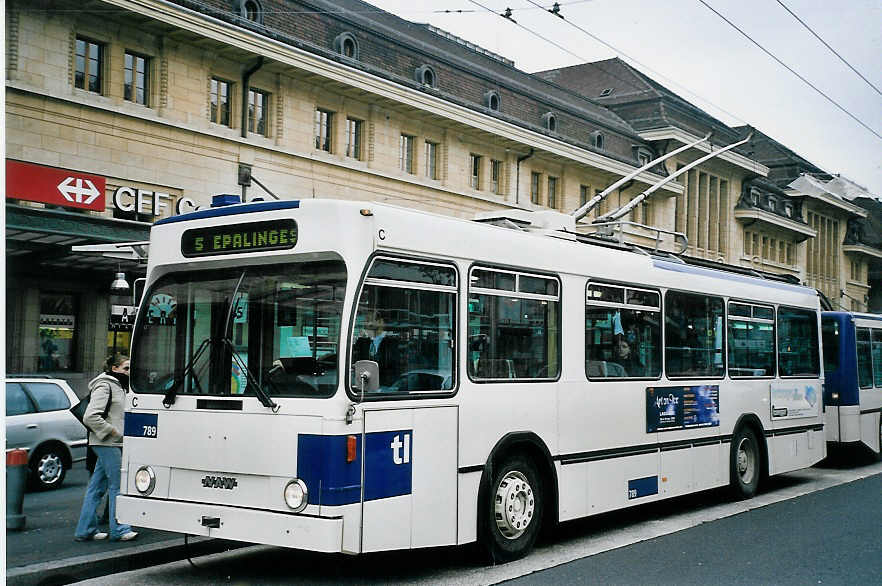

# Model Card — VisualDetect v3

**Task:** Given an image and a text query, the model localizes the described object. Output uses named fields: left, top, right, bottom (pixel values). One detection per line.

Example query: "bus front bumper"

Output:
left=116, top=495, right=344, bottom=552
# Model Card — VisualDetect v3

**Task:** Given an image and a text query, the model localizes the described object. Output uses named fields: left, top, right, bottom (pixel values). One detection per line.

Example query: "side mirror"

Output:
left=353, top=360, right=379, bottom=396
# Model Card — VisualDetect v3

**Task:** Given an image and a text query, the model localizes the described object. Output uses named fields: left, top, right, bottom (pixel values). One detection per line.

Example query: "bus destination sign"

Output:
left=181, top=219, right=298, bottom=257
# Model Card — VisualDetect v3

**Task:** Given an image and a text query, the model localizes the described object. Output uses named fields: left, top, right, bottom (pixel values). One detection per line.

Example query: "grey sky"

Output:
left=367, top=0, right=882, bottom=195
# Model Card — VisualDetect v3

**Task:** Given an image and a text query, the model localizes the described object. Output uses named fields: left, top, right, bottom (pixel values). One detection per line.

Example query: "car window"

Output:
left=25, top=382, right=72, bottom=411
left=6, top=383, right=36, bottom=416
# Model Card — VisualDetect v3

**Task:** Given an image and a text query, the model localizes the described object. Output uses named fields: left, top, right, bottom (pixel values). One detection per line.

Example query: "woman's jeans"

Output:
left=74, top=446, right=132, bottom=539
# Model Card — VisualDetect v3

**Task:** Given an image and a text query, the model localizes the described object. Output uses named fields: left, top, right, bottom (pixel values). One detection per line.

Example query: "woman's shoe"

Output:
left=118, top=531, right=139, bottom=541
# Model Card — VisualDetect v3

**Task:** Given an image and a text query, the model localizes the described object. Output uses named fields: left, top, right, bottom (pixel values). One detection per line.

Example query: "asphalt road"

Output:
left=66, top=456, right=882, bottom=586
left=6, top=463, right=184, bottom=568
left=505, top=473, right=882, bottom=586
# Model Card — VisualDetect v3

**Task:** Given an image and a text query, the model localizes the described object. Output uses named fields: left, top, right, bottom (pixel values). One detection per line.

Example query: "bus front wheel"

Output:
left=482, top=455, right=543, bottom=563
left=729, top=426, right=760, bottom=499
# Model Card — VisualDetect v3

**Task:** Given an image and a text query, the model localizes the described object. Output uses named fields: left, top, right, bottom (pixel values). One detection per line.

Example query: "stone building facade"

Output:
left=5, top=0, right=879, bottom=390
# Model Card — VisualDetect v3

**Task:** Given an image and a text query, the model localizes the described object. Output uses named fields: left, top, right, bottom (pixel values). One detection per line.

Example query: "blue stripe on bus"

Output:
left=297, top=434, right=362, bottom=506
left=628, top=475, right=658, bottom=499
left=154, top=200, right=300, bottom=226
left=653, top=260, right=812, bottom=293
left=296, top=431, right=414, bottom=506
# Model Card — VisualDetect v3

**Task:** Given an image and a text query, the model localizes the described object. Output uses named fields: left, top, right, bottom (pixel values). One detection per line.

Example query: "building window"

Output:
left=425, top=141, right=438, bottom=179
left=39, top=293, right=77, bottom=371
left=247, top=88, right=269, bottom=136
left=334, top=32, right=359, bottom=59
left=579, top=185, right=590, bottom=208
left=124, top=51, right=149, bottom=105
left=235, top=0, right=263, bottom=23
left=400, top=134, right=415, bottom=174
left=75, top=37, right=103, bottom=94
left=345, top=118, right=363, bottom=159
left=547, top=176, right=558, bottom=209
left=469, top=154, right=482, bottom=189
left=592, top=131, right=605, bottom=150
left=490, top=159, right=502, bottom=194
left=210, top=78, right=232, bottom=126
left=530, top=172, right=541, bottom=204
left=806, top=210, right=840, bottom=302
left=679, top=168, right=729, bottom=257
left=542, top=112, right=557, bottom=132
left=315, top=109, right=333, bottom=152
left=484, top=90, right=500, bottom=111
left=415, top=64, right=437, bottom=88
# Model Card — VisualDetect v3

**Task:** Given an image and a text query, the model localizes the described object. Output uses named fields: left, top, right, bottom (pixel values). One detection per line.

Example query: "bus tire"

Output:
left=729, top=426, right=760, bottom=499
left=482, top=455, right=543, bottom=563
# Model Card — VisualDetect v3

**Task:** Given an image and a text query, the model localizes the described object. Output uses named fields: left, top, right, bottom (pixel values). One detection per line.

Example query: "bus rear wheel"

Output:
left=482, top=455, right=543, bottom=563
left=729, top=426, right=760, bottom=499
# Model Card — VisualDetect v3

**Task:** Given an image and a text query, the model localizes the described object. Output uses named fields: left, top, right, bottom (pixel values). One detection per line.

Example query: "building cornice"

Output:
left=733, top=208, right=817, bottom=239
left=842, top=244, right=882, bottom=260
left=783, top=188, right=868, bottom=218
left=97, top=0, right=680, bottom=194
left=638, top=127, right=769, bottom=176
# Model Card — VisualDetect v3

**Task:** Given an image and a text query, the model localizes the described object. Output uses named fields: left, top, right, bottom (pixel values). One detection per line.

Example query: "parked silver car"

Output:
left=5, top=377, right=87, bottom=490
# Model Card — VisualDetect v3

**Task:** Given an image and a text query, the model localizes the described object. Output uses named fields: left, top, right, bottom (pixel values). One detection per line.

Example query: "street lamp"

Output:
left=110, top=272, right=130, bottom=293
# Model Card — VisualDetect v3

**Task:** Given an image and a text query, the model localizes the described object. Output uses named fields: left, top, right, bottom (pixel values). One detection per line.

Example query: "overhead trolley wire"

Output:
left=520, top=0, right=752, bottom=127
left=773, top=0, right=882, bottom=97
left=696, top=0, right=882, bottom=141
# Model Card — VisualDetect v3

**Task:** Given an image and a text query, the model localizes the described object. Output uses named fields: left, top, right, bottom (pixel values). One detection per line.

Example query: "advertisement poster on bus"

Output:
left=646, top=385, right=720, bottom=432
left=770, top=382, right=820, bottom=419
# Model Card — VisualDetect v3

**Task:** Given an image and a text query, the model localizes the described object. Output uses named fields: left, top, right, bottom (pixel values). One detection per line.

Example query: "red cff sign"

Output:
left=6, top=160, right=106, bottom=211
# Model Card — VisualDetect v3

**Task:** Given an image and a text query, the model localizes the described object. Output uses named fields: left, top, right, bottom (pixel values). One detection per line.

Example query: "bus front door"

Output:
left=360, top=406, right=458, bottom=552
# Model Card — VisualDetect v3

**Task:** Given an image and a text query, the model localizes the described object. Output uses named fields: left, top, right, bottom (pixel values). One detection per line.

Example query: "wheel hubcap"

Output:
left=38, top=453, right=63, bottom=484
left=494, top=471, right=534, bottom=540
left=736, top=438, right=755, bottom=484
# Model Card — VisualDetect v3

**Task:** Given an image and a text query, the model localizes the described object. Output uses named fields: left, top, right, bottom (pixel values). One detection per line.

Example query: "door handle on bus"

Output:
left=26, top=424, right=38, bottom=429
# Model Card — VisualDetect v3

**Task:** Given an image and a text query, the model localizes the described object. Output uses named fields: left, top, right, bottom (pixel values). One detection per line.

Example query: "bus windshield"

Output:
left=132, top=259, right=346, bottom=398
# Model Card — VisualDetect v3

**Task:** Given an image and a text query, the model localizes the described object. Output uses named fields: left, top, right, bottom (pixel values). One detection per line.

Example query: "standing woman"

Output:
left=74, top=354, right=139, bottom=542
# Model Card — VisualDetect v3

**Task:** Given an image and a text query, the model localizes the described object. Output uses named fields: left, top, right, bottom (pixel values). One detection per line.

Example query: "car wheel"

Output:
left=729, top=426, right=760, bottom=499
left=30, top=446, right=67, bottom=491
left=481, top=454, right=544, bottom=563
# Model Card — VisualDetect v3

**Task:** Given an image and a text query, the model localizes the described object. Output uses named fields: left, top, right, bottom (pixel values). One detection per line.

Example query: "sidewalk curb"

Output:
left=6, top=536, right=245, bottom=586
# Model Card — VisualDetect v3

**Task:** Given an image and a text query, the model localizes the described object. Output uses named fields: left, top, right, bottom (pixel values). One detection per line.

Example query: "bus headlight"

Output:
left=284, top=479, right=308, bottom=512
left=135, top=466, right=156, bottom=495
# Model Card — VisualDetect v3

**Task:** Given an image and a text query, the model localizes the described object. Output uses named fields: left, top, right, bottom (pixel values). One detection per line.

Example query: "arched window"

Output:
left=333, top=32, right=360, bottom=60
left=233, top=0, right=263, bottom=24
left=542, top=112, right=557, bottom=132
left=484, top=90, right=501, bottom=112
left=414, top=65, right=437, bottom=88
left=592, top=131, right=605, bottom=150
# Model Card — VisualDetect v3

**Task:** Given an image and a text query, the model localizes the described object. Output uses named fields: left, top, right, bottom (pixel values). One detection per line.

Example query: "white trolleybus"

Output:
left=118, top=193, right=826, bottom=561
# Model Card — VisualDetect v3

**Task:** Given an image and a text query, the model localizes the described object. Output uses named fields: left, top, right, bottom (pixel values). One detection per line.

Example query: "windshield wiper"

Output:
left=224, top=271, right=279, bottom=412
left=163, top=336, right=211, bottom=408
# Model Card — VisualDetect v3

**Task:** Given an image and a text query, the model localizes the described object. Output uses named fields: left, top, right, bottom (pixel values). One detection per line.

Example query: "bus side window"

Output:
left=665, top=291, right=724, bottom=378
left=350, top=258, right=457, bottom=395
left=727, top=302, right=775, bottom=378
left=585, top=283, right=660, bottom=379
left=777, top=307, right=820, bottom=377
left=821, top=317, right=840, bottom=375
left=856, top=328, right=873, bottom=389
left=468, top=268, right=560, bottom=382
left=873, top=329, right=882, bottom=388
